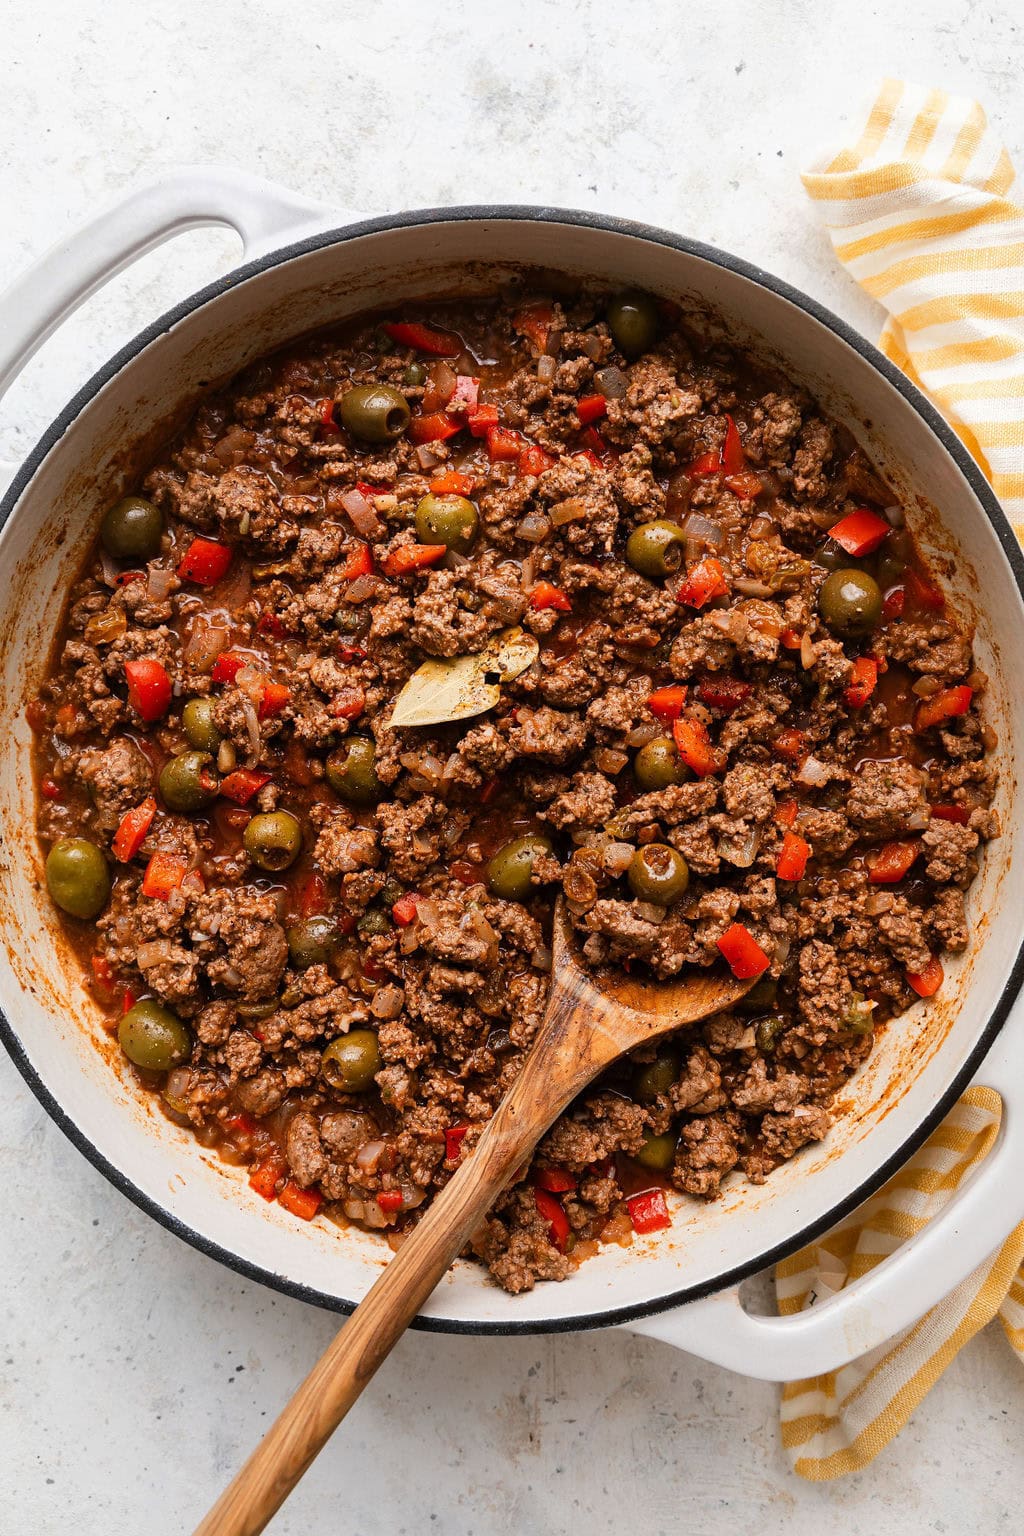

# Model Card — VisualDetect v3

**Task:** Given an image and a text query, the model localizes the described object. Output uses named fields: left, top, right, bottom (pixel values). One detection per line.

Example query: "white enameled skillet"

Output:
left=1, top=168, right=1022, bottom=1379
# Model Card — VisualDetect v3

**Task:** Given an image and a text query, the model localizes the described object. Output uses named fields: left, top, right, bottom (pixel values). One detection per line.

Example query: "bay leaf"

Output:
left=388, top=626, right=539, bottom=729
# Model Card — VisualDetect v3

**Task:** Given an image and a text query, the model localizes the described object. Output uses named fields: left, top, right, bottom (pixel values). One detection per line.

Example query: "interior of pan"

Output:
left=0, top=211, right=1021, bottom=1331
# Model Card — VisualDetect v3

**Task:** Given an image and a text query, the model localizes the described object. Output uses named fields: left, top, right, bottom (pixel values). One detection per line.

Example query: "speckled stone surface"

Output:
left=2, top=3, right=1023, bottom=1531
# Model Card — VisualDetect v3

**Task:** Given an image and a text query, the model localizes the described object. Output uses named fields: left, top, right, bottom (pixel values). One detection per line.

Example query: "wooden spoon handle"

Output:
left=193, top=1033, right=585, bottom=1536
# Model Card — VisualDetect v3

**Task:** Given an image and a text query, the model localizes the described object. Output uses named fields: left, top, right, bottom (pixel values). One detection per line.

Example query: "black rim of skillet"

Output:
left=2, top=203, right=1023, bottom=1337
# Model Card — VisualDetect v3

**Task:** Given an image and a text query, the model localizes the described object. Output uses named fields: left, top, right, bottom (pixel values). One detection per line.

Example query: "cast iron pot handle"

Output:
left=0, top=166, right=365, bottom=485
left=626, top=1001, right=1024, bottom=1380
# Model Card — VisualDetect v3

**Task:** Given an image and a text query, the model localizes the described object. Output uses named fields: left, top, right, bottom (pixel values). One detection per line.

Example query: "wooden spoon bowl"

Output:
left=195, top=899, right=754, bottom=1535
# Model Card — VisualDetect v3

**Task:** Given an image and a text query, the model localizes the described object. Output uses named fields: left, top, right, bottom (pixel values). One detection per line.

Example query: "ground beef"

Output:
left=32, top=289, right=996, bottom=1298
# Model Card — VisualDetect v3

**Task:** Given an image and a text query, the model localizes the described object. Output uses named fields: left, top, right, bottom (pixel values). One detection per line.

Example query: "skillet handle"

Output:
left=626, top=1006, right=1024, bottom=1381
left=0, top=166, right=366, bottom=487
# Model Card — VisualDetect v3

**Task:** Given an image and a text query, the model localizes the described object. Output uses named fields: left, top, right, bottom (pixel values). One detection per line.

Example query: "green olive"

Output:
left=632, top=1050, right=680, bottom=1103
left=875, top=530, right=911, bottom=590
left=403, top=362, right=426, bottom=387
left=321, top=1029, right=381, bottom=1092
left=119, top=1000, right=192, bottom=1073
left=339, top=383, right=411, bottom=444
left=755, top=1016, right=786, bottom=1054
left=606, top=290, right=660, bottom=359
left=625, top=520, right=687, bottom=579
left=627, top=843, right=689, bottom=905
left=634, top=736, right=687, bottom=790
left=100, top=495, right=164, bottom=561
left=182, top=697, right=222, bottom=752
left=358, top=907, right=392, bottom=937
left=737, top=976, right=779, bottom=1015
left=159, top=750, right=218, bottom=813
left=414, top=493, right=479, bottom=554
left=634, top=1128, right=678, bottom=1172
left=45, top=838, right=110, bottom=920
left=243, top=811, right=303, bottom=871
left=485, top=834, right=553, bottom=902
left=287, top=916, right=340, bottom=970
left=818, top=568, right=883, bottom=636
left=325, top=738, right=381, bottom=805
left=813, top=539, right=864, bottom=574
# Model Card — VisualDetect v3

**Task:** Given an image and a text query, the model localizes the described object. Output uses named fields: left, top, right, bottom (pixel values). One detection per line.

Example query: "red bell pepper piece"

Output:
left=249, top=1153, right=286, bottom=1201
left=121, top=987, right=136, bottom=1015
left=429, top=470, right=476, bottom=496
left=534, top=1167, right=577, bottom=1194
left=331, top=686, right=366, bottom=721
left=677, top=556, right=728, bottom=609
left=534, top=1188, right=570, bottom=1252
left=382, top=544, right=448, bottom=576
left=355, top=480, right=391, bottom=501
left=776, top=830, right=811, bottom=882
left=720, top=415, right=746, bottom=474
left=466, top=403, right=499, bottom=437
left=258, top=683, right=291, bottom=721
left=672, top=717, right=726, bottom=778
left=91, top=954, right=115, bottom=990
left=340, top=543, right=374, bottom=581
left=530, top=580, right=572, bottom=612
left=716, top=922, right=771, bottom=980
left=577, top=394, right=608, bottom=425
left=141, top=850, right=188, bottom=900
left=375, top=1189, right=404, bottom=1214
left=125, top=658, right=172, bottom=722
left=685, top=450, right=722, bottom=478
left=723, top=471, right=764, bottom=500
left=211, top=650, right=248, bottom=685
left=627, top=1188, right=672, bottom=1234
left=647, top=684, right=688, bottom=723
left=226, top=1112, right=257, bottom=1138
left=452, top=860, right=481, bottom=885
left=392, top=893, right=419, bottom=927
left=299, top=873, right=328, bottom=916
left=448, top=375, right=480, bottom=414
left=278, top=1180, right=323, bottom=1220
left=112, top=796, right=157, bottom=863
left=445, top=1124, right=470, bottom=1162
left=518, top=443, right=557, bottom=477
left=828, top=508, right=891, bottom=557
left=578, top=425, right=613, bottom=460
left=409, top=411, right=462, bottom=445
left=513, top=304, right=554, bottom=352
left=772, top=728, right=806, bottom=763
left=775, top=798, right=799, bottom=828
left=930, top=803, right=970, bottom=825
left=219, top=769, right=271, bottom=806
left=867, top=840, right=919, bottom=884
left=383, top=320, right=461, bottom=356
left=779, top=627, right=802, bottom=650
left=914, top=684, right=973, bottom=732
left=844, top=656, right=880, bottom=709
left=696, top=676, right=752, bottom=713
left=907, top=955, right=944, bottom=998
left=257, top=610, right=287, bottom=638
left=319, top=398, right=338, bottom=432
left=40, top=776, right=63, bottom=800
left=572, top=448, right=605, bottom=470
left=486, top=425, right=526, bottom=462
left=883, top=585, right=906, bottom=620
left=177, top=537, right=232, bottom=587
left=116, top=570, right=146, bottom=587
left=906, top=566, right=945, bottom=612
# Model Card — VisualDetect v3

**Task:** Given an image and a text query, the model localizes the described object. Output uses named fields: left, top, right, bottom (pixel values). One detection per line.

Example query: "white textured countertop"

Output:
left=2, top=3, right=1023, bottom=1531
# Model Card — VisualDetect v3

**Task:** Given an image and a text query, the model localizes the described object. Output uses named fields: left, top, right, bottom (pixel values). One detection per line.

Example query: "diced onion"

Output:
left=681, top=512, right=725, bottom=548
left=99, top=551, right=120, bottom=588
left=796, top=754, right=831, bottom=787
left=884, top=504, right=906, bottom=527
left=732, top=577, right=774, bottom=598
left=716, top=824, right=762, bottom=868
left=345, top=573, right=385, bottom=604
left=341, top=487, right=383, bottom=539
left=184, top=620, right=230, bottom=673
left=147, top=566, right=175, bottom=600
left=550, top=498, right=589, bottom=526
left=594, top=366, right=627, bottom=399
left=515, top=511, right=552, bottom=544
left=800, top=631, right=818, bottom=670
left=536, top=355, right=557, bottom=383
left=626, top=722, right=661, bottom=748
left=84, top=608, right=128, bottom=646
left=580, top=333, right=603, bottom=362
left=604, top=842, right=636, bottom=876
left=355, top=1139, right=386, bottom=1173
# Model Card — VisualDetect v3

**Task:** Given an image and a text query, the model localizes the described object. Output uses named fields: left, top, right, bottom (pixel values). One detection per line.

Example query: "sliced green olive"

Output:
left=818, top=569, right=883, bottom=636
left=358, top=907, right=392, bottom=937
left=119, top=1000, right=192, bottom=1073
left=182, top=697, right=222, bottom=752
left=414, top=493, right=479, bottom=554
left=634, top=736, right=687, bottom=790
left=45, top=838, right=110, bottom=920
left=736, top=976, right=779, bottom=1015
left=485, top=834, right=553, bottom=902
left=243, top=811, right=302, bottom=871
left=159, top=750, right=218, bottom=813
left=100, top=495, right=164, bottom=561
left=634, top=1128, right=678, bottom=1172
left=625, top=520, right=687, bottom=579
left=287, top=916, right=340, bottom=970
left=339, top=384, right=411, bottom=444
left=326, top=738, right=381, bottom=805
left=321, top=1029, right=381, bottom=1092
left=606, top=290, right=659, bottom=359
left=755, top=1016, right=786, bottom=1054
left=632, top=1050, right=680, bottom=1103
left=627, top=843, right=689, bottom=905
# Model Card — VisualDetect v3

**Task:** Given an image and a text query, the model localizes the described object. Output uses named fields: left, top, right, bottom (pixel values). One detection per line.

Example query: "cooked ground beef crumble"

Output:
left=30, top=288, right=997, bottom=1293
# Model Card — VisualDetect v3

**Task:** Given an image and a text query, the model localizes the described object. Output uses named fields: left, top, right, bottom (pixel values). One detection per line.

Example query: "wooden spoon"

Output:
left=195, top=899, right=754, bottom=1536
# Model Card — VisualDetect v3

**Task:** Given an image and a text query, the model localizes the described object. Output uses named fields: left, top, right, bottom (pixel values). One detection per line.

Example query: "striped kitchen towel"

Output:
left=777, top=82, right=1024, bottom=1479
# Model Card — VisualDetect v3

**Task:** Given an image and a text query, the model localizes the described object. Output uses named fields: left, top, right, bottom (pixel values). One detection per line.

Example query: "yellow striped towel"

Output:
left=778, top=81, right=1024, bottom=1479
